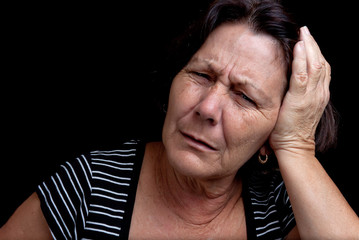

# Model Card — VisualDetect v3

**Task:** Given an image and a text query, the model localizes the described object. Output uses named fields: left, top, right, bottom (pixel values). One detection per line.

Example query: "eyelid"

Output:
left=193, top=71, right=211, bottom=79
left=242, top=93, right=255, bottom=105
left=233, top=90, right=257, bottom=106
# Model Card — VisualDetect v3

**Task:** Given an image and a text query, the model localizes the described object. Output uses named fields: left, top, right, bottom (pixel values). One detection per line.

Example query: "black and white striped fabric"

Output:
left=243, top=169, right=296, bottom=239
left=37, top=139, right=296, bottom=239
left=37, top=140, right=144, bottom=239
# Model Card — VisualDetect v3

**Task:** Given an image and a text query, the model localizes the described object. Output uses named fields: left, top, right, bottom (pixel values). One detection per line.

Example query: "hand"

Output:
left=269, top=26, right=331, bottom=154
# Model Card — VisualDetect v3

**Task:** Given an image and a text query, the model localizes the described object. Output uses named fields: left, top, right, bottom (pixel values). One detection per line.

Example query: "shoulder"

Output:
left=36, top=139, right=147, bottom=239
left=90, top=139, right=144, bottom=158
left=87, top=139, right=146, bottom=187
left=80, top=139, right=146, bottom=239
left=89, top=140, right=144, bottom=166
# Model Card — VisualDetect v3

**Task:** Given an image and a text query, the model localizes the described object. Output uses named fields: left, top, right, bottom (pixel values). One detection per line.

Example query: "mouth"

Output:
left=181, top=131, right=217, bottom=151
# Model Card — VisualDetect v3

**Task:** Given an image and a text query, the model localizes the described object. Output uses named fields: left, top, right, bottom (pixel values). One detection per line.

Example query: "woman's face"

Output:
left=162, top=23, right=287, bottom=179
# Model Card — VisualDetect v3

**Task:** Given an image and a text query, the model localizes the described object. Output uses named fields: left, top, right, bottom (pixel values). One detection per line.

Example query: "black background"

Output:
left=1, top=1, right=358, bottom=226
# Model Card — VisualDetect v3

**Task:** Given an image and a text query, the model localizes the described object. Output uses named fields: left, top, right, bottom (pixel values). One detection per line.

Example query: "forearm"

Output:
left=276, top=149, right=359, bottom=239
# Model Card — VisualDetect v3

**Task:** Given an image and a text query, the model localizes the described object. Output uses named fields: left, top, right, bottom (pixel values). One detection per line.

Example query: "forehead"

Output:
left=197, top=22, right=284, bottom=65
left=191, top=23, right=287, bottom=89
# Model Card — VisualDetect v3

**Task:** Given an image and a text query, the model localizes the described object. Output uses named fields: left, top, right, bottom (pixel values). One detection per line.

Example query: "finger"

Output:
left=301, top=26, right=332, bottom=97
left=300, top=27, right=326, bottom=86
left=325, top=61, right=332, bottom=86
left=289, top=40, right=308, bottom=95
left=323, top=61, right=332, bottom=103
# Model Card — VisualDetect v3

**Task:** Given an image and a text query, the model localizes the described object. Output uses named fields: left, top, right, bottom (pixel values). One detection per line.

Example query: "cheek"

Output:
left=162, top=77, right=201, bottom=138
left=223, top=106, right=279, bottom=156
left=167, top=78, right=202, bottom=121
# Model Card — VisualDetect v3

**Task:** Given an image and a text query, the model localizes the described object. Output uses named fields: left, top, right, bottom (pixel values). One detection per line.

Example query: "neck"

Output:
left=155, top=146, right=242, bottom=226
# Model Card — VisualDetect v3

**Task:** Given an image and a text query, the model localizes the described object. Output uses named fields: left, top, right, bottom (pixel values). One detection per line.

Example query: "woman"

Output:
left=1, top=0, right=358, bottom=239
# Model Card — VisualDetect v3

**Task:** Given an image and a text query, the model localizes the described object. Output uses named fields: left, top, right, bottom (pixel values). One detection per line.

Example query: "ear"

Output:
left=259, top=141, right=272, bottom=156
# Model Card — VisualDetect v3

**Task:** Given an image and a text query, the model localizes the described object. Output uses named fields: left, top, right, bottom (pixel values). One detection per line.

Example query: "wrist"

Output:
left=272, top=142, right=316, bottom=162
left=274, top=147, right=315, bottom=160
left=271, top=137, right=315, bottom=154
left=274, top=146, right=319, bottom=179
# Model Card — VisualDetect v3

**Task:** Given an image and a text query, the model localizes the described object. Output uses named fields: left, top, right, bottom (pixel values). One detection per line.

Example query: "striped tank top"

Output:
left=37, top=139, right=296, bottom=239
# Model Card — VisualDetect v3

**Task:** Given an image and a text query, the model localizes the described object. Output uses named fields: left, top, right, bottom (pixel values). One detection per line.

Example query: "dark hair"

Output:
left=160, top=0, right=338, bottom=153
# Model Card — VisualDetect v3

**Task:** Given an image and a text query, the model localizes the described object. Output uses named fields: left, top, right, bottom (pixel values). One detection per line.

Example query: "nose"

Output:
left=195, top=86, right=223, bottom=126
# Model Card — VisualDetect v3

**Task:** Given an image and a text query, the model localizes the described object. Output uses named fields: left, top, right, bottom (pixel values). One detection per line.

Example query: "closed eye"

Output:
left=234, top=91, right=256, bottom=106
left=193, top=71, right=211, bottom=80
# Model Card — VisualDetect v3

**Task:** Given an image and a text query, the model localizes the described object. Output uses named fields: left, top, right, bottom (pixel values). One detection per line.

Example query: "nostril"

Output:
left=207, top=117, right=216, bottom=125
left=196, top=110, right=216, bottom=125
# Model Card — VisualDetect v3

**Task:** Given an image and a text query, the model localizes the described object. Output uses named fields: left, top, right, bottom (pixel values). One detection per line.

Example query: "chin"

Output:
left=164, top=138, right=222, bottom=179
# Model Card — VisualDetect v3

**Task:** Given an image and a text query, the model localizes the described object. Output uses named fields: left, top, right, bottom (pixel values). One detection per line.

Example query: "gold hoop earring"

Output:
left=258, top=154, right=268, bottom=164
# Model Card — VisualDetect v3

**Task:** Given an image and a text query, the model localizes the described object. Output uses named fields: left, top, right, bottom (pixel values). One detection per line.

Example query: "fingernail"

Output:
left=302, top=26, right=311, bottom=35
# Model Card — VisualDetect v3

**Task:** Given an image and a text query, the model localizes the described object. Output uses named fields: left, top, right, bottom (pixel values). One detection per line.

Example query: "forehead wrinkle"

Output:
left=230, top=71, right=271, bottom=101
left=198, top=55, right=271, bottom=100
left=189, top=56, right=273, bottom=104
left=231, top=72, right=257, bottom=89
left=191, top=56, right=271, bottom=107
left=189, top=56, right=226, bottom=75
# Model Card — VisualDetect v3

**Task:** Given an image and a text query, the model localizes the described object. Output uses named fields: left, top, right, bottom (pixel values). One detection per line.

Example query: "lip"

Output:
left=181, top=131, right=217, bottom=151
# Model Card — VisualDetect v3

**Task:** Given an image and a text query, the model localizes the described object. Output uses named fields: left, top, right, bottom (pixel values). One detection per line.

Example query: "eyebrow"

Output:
left=232, top=74, right=272, bottom=104
left=186, top=57, right=219, bottom=77
left=189, top=57, right=272, bottom=102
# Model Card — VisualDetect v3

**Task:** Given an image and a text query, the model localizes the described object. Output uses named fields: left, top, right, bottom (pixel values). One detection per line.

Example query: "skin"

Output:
left=162, top=23, right=286, bottom=182
left=271, top=26, right=359, bottom=239
left=130, top=23, right=287, bottom=239
left=1, top=23, right=358, bottom=239
left=0, top=193, right=52, bottom=239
